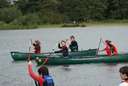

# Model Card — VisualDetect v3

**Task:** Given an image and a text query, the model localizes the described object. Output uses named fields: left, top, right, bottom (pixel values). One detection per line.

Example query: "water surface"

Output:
left=0, top=26, right=128, bottom=86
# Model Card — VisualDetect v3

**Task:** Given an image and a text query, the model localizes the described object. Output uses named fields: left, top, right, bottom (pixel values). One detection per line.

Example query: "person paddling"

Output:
left=32, top=40, right=41, bottom=54
left=65, top=39, right=71, bottom=48
left=119, top=66, right=128, bottom=86
left=54, top=40, right=69, bottom=57
left=69, top=35, right=78, bottom=52
left=100, top=40, right=118, bottom=56
left=28, top=60, right=54, bottom=86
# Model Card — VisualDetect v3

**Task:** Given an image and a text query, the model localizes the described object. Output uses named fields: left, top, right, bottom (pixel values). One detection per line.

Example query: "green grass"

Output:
left=85, top=19, right=128, bottom=26
left=0, top=23, right=38, bottom=30
left=38, top=24, right=62, bottom=28
left=38, top=20, right=128, bottom=28
left=0, top=19, right=128, bottom=30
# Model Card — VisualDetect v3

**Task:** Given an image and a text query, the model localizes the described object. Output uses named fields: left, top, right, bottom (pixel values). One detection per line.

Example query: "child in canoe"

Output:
left=54, top=40, right=69, bottom=57
left=69, top=35, right=78, bottom=52
left=32, top=40, right=41, bottom=54
left=100, top=40, right=118, bottom=56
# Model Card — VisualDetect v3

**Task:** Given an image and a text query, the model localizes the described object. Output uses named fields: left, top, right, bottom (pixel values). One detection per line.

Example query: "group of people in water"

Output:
left=27, top=35, right=128, bottom=86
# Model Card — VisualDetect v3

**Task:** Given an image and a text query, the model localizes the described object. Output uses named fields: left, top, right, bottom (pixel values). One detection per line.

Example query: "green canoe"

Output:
left=10, top=49, right=97, bottom=61
left=36, top=53, right=128, bottom=66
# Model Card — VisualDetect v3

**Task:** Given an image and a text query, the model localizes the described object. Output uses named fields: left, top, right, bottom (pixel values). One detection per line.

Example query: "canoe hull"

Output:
left=10, top=52, right=47, bottom=61
left=10, top=49, right=97, bottom=61
left=37, top=53, right=128, bottom=66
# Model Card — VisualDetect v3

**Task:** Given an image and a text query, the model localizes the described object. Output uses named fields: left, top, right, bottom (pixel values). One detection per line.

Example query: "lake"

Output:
left=0, top=25, right=128, bottom=86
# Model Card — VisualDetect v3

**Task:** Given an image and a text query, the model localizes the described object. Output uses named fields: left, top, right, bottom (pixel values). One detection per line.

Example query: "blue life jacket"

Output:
left=43, top=75, right=54, bottom=86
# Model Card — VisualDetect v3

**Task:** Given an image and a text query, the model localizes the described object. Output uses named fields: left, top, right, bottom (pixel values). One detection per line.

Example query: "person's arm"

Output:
left=54, top=49, right=63, bottom=53
left=28, top=61, right=43, bottom=86
left=99, top=45, right=106, bottom=52
left=99, top=48, right=105, bottom=52
left=58, top=43, right=62, bottom=49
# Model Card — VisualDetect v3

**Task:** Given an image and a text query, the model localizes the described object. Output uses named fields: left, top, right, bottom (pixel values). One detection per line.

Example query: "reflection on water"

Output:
left=0, top=26, right=128, bottom=86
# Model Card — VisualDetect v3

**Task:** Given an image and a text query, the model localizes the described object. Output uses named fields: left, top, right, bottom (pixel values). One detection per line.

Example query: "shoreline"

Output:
left=0, top=20, right=128, bottom=30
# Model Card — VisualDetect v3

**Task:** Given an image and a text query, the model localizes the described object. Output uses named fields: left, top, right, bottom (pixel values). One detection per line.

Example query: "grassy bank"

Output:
left=85, top=19, right=128, bottom=26
left=0, top=23, right=38, bottom=30
left=39, top=20, right=128, bottom=28
left=0, top=20, right=128, bottom=30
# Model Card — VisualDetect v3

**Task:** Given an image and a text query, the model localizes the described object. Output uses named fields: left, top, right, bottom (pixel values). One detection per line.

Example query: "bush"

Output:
left=39, top=11, right=64, bottom=24
left=0, top=7, right=22, bottom=23
left=0, top=0, right=10, bottom=8
left=12, top=13, right=41, bottom=25
left=0, top=22, right=38, bottom=30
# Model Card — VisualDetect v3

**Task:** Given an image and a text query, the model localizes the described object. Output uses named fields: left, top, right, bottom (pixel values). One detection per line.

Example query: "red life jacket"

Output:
left=35, top=49, right=41, bottom=54
left=33, top=44, right=41, bottom=54
left=105, top=43, right=118, bottom=56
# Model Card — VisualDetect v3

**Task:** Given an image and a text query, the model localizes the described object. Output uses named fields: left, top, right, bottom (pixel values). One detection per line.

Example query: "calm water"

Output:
left=0, top=26, right=128, bottom=86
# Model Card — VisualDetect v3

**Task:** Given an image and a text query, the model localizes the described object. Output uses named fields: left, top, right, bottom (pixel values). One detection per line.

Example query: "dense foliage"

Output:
left=0, top=0, right=128, bottom=28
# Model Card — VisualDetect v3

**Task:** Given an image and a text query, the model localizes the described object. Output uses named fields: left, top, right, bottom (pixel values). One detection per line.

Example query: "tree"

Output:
left=38, top=0, right=64, bottom=24
left=15, top=0, right=41, bottom=14
left=0, top=0, right=10, bottom=8
left=119, top=0, right=128, bottom=19
left=58, top=0, right=107, bottom=22
left=12, top=13, right=41, bottom=25
left=0, top=6, right=22, bottom=23
left=58, top=0, right=86, bottom=22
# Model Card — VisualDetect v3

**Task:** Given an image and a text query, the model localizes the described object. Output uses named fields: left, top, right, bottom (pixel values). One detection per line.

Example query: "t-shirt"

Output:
left=119, top=82, right=128, bottom=86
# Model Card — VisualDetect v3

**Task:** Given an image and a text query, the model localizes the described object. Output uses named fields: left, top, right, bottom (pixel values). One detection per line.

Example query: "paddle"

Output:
left=101, top=38, right=105, bottom=44
left=96, top=38, right=102, bottom=56
left=98, top=38, right=107, bottom=52
left=27, top=46, right=31, bottom=61
left=43, top=49, right=55, bottom=54
left=42, top=51, right=55, bottom=55
left=42, top=49, right=56, bottom=65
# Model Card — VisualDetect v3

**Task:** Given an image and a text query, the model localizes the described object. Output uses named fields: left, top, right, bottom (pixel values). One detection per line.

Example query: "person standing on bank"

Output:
left=69, top=35, right=78, bottom=52
left=119, top=66, right=128, bottom=86
left=32, top=40, right=41, bottom=54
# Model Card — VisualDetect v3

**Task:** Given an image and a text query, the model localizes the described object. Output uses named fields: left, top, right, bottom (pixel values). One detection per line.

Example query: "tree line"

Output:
left=0, top=0, right=128, bottom=26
